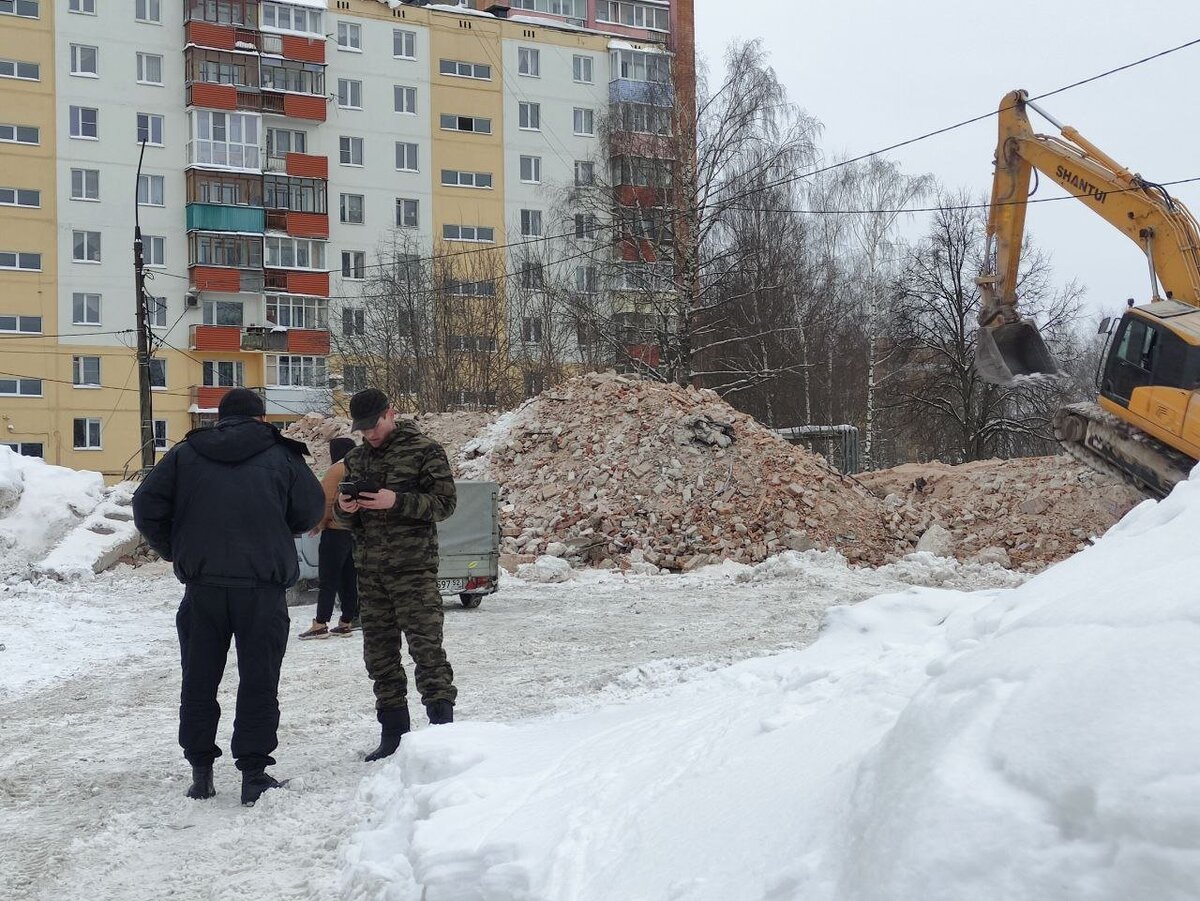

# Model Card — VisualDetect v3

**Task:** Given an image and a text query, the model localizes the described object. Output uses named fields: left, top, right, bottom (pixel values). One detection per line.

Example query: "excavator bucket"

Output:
left=975, top=321, right=1059, bottom=384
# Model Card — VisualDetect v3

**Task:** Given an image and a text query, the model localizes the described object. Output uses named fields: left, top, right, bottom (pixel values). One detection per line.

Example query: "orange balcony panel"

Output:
left=194, top=386, right=231, bottom=409
left=619, top=239, right=660, bottom=263
left=285, top=152, right=328, bottom=179
left=283, top=93, right=327, bottom=122
left=616, top=185, right=665, bottom=208
left=192, top=325, right=242, bottom=352
left=281, top=34, right=326, bottom=64
left=186, top=21, right=237, bottom=51
left=287, top=329, right=331, bottom=354
left=286, top=212, right=328, bottom=239
left=188, top=82, right=238, bottom=111
left=628, top=344, right=661, bottom=366
left=287, top=270, right=329, bottom=296
left=190, top=266, right=242, bottom=293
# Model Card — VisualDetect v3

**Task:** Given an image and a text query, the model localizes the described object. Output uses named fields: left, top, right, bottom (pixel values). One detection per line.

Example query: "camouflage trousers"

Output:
left=357, top=567, right=456, bottom=712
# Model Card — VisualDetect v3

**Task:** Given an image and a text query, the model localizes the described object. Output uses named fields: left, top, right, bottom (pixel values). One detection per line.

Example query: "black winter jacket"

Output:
left=132, top=416, right=325, bottom=588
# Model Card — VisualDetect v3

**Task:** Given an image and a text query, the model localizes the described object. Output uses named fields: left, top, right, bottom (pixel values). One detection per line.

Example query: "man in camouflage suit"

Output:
left=335, top=388, right=458, bottom=760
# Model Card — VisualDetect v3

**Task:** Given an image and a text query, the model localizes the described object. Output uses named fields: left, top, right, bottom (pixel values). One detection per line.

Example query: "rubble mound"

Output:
left=282, top=410, right=494, bottom=472
left=857, top=456, right=1145, bottom=569
left=460, top=371, right=902, bottom=571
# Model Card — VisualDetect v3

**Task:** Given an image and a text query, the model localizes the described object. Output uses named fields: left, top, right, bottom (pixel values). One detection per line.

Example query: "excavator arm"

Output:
left=976, top=89, right=1200, bottom=383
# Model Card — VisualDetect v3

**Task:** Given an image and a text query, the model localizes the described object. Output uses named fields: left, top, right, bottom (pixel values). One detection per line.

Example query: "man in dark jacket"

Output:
left=334, top=388, right=457, bottom=761
left=132, top=388, right=325, bottom=805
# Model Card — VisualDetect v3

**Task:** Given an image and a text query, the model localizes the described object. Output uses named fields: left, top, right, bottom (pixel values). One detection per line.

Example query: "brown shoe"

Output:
left=329, top=619, right=354, bottom=636
left=298, top=620, right=329, bottom=640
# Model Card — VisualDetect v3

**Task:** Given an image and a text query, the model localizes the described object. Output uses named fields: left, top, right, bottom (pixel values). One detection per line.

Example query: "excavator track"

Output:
left=1052, top=402, right=1196, bottom=499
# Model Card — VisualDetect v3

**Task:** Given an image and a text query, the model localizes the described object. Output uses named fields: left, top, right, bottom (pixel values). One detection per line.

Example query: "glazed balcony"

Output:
left=263, top=152, right=328, bottom=179
left=265, top=210, right=328, bottom=239
left=260, top=32, right=326, bottom=65
left=186, top=203, right=266, bottom=233
left=188, top=266, right=265, bottom=294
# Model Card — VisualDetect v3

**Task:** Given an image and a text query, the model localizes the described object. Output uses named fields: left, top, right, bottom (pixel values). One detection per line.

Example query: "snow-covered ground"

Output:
left=2, top=467, right=1197, bottom=900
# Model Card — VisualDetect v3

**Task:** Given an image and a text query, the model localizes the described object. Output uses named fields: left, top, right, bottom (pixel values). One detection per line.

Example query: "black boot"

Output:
left=186, top=764, right=215, bottom=800
left=240, top=768, right=286, bottom=806
left=365, top=707, right=410, bottom=761
left=426, top=700, right=454, bottom=725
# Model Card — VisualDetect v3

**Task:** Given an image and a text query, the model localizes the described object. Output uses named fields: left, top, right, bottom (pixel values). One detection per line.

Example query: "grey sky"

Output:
left=693, top=0, right=1200, bottom=321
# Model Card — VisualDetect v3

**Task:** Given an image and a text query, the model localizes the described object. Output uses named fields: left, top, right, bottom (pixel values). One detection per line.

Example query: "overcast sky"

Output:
left=693, top=0, right=1200, bottom=321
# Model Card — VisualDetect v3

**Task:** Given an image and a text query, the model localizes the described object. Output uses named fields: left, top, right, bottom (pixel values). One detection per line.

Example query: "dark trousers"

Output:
left=316, top=529, right=359, bottom=624
left=176, top=585, right=289, bottom=772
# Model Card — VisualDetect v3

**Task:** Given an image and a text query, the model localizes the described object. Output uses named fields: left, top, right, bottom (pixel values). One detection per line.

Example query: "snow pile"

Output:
left=859, top=456, right=1144, bottom=569
left=461, top=371, right=902, bottom=571
left=341, top=480, right=1200, bottom=900
left=35, top=481, right=142, bottom=580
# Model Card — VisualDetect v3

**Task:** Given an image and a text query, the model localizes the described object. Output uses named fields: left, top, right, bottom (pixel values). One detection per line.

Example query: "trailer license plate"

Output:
left=437, top=578, right=468, bottom=593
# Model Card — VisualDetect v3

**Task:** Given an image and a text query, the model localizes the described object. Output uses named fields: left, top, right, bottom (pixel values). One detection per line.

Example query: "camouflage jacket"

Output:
left=333, top=419, right=456, bottom=572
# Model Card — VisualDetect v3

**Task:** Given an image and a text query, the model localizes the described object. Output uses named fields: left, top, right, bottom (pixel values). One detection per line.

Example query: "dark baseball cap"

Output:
left=349, top=388, right=389, bottom=431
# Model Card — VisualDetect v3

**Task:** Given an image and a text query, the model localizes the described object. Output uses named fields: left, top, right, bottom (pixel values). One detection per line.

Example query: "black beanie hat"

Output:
left=329, top=436, right=355, bottom=464
left=217, top=387, right=266, bottom=420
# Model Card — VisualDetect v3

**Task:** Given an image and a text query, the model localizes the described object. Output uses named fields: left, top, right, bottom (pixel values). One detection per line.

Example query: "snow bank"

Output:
left=0, top=447, right=105, bottom=573
left=340, top=476, right=1200, bottom=899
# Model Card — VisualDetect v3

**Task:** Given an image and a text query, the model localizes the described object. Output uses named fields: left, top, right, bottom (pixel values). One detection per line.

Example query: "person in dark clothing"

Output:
left=299, top=436, right=360, bottom=639
left=132, top=388, right=325, bottom=805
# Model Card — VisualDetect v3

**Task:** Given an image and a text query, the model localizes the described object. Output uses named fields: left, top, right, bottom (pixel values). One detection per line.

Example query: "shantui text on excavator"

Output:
left=976, top=88, right=1200, bottom=497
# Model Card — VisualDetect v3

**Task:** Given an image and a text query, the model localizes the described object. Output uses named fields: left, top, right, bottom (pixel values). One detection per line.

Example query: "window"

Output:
left=439, top=114, right=491, bottom=135
left=611, top=48, right=670, bottom=83
left=520, top=209, right=543, bottom=238
left=393, top=29, right=416, bottom=59
left=0, top=377, right=42, bottom=397
left=73, top=356, right=101, bottom=387
left=144, top=235, right=165, bottom=266
left=508, top=0, right=584, bottom=14
left=574, top=160, right=595, bottom=186
left=261, top=60, right=325, bottom=95
left=190, top=111, right=260, bottom=170
left=137, top=53, right=163, bottom=85
left=339, top=136, right=364, bottom=166
left=73, top=293, right=101, bottom=325
left=520, top=155, right=542, bottom=184
left=136, top=0, right=161, bottom=23
left=395, top=198, right=419, bottom=229
left=265, top=236, right=326, bottom=270
left=0, top=187, right=39, bottom=208
left=74, top=418, right=102, bottom=449
left=519, top=102, right=541, bottom=131
left=343, top=364, right=367, bottom=393
left=337, top=21, right=361, bottom=51
left=518, top=47, right=540, bottom=77
left=0, top=58, right=40, bottom=81
left=0, top=252, right=41, bottom=271
left=2, top=442, right=44, bottom=457
left=137, top=112, right=164, bottom=145
left=261, top=1, right=322, bottom=35
left=69, top=107, right=98, bottom=139
left=575, top=265, right=598, bottom=293
left=0, top=124, right=38, bottom=145
left=263, top=176, right=325, bottom=213
left=572, top=54, right=593, bottom=83
left=267, top=355, right=327, bottom=388
left=70, top=44, right=98, bottom=77
left=191, top=233, right=260, bottom=268
left=574, top=213, right=598, bottom=239
left=394, top=142, right=419, bottom=172
left=70, top=168, right=100, bottom=201
left=597, top=1, right=669, bottom=31
left=203, top=360, right=244, bottom=388
left=149, top=358, right=167, bottom=389
left=342, top=307, right=365, bottom=336
left=447, top=336, right=498, bottom=354
left=521, top=317, right=544, bottom=343
left=341, top=250, right=365, bottom=280
left=520, top=265, right=544, bottom=291
left=268, top=295, right=327, bottom=329
left=524, top=372, right=545, bottom=397
left=393, top=85, right=417, bottom=115
left=153, top=420, right=168, bottom=451
left=337, top=78, right=362, bottom=109
left=137, top=174, right=165, bottom=206
left=573, top=107, right=594, bottom=136
left=266, top=127, right=306, bottom=157
left=445, top=280, right=496, bottom=297
left=73, top=230, right=101, bottom=264
left=0, top=314, right=41, bottom=332
left=68, top=0, right=94, bottom=12
left=438, top=59, right=490, bottom=80
left=203, top=299, right=244, bottom=326
left=340, top=193, right=364, bottom=224
left=147, top=296, right=167, bottom=328
left=441, top=170, right=492, bottom=189
left=442, top=224, right=494, bottom=243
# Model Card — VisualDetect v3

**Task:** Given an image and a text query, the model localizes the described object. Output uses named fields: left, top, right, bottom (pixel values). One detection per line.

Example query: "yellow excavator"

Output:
left=976, top=88, right=1200, bottom=497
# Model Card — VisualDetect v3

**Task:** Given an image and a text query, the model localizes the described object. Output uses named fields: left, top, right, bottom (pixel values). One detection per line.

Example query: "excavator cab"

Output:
left=975, top=319, right=1059, bottom=384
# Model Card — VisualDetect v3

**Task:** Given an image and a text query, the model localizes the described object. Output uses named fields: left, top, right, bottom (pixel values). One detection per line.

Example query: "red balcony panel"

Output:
left=187, top=82, right=238, bottom=111
left=616, top=185, right=665, bottom=208
left=192, top=325, right=242, bottom=352
left=193, top=386, right=232, bottom=409
left=619, top=238, right=660, bottom=263
left=287, top=270, right=329, bottom=296
left=287, top=329, right=330, bottom=354
left=627, top=344, right=661, bottom=366
left=190, top=265, right=242, bottom=293
left=281, top=34, right=326, bottom=64
left=286, top=212, right=328, bottom=239
left=285, top=152, right=328, bottom=179
left=186, top=21, right=237, bottom=51
left=283, top=93, right=327, bottom=122
left=611, top=132, right=676, bottom=160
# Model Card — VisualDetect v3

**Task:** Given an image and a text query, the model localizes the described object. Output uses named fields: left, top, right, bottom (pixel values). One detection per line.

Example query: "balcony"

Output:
left=186, top=203, right=266, bottom=233
left=260, top=33, right=326, bottom=64
left=191, top=384, right=265, bottom=412
left=286, top=328, right=330, bottom=354
left=264, top=386, right=329, bottom=417
left=609, top=78, right=673, bottom=106
left=263, top=269, right=329, bottom=296
left=241, top=326, right=289, bottom=351
left=265, top=209, right=328, bottom=239
left=262, top=152, right=328, bottom=179
left=191, top=324, right=242, bottom=352
left=189, top=266, right=265, bottom=294
left=186, top=140, right=261, bottom=172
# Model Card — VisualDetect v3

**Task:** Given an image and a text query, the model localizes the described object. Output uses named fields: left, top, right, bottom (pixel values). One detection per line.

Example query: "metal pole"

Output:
left=134, top=139, right=156, bottom=473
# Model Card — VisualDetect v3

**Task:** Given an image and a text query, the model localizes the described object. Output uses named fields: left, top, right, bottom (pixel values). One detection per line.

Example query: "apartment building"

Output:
left=0, top=0, right=693, bottom=479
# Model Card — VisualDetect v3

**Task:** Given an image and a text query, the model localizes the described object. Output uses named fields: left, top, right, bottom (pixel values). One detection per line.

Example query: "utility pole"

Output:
left=134, top=139, right=156, bottom=474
